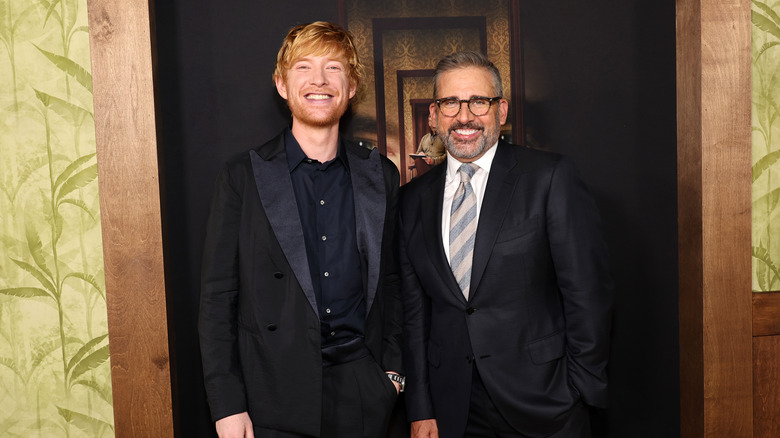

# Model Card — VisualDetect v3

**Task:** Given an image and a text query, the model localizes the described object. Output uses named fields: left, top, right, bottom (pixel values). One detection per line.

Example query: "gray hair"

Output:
left=432, top=51, right=503, bottom=99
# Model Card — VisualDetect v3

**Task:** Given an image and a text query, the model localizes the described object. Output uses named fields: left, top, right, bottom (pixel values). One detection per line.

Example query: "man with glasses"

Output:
left=399, top=51, right=613, bottom=437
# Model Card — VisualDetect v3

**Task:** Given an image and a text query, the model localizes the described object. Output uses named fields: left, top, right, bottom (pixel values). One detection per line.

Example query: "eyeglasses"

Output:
left=434, top=96, right=502, bottom=117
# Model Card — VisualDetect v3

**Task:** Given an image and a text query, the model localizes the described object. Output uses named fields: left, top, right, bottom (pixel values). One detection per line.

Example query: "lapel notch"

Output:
left=346, top=144, right=385, bottom=313
left=250, top=133, right=318, bottom=317
left=470, top=142, right=521, bottom=298
left=420, top=165, right=467, bottom=304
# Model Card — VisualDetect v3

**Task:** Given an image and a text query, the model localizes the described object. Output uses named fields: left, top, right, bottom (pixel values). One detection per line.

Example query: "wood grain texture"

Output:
left=87, top=0, right=175, bottom=436
left=753, top=292, right=780, bottom=337
left=677, top=0, right=752, bottom=437
left=677, top=0, right=704, bottom=434
left=754, top=336, right=780, bottom=437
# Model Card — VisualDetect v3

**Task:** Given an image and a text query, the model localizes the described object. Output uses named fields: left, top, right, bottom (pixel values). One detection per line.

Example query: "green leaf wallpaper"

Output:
left=0, top=0, right=114, bottom=435
left=753, top=0, right=780, bottom=292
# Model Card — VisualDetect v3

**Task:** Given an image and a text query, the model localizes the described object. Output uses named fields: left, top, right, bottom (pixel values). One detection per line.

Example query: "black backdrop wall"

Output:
left=154, top=1, right=678, bottom=436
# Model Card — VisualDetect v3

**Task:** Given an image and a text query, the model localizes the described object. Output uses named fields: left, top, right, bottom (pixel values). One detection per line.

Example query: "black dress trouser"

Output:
left=464, top=364, right=591, bottom=438
left=253, top=355, right=398, bottom=438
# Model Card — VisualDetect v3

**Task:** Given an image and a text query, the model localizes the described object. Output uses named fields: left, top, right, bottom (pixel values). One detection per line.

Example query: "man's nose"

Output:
left=456, top=101, right=475, bottom=123
left=311, top=67, right=328, bottom=86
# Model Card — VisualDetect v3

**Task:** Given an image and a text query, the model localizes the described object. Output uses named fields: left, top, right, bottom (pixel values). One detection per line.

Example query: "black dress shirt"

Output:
left=285, top=131, right=366, bottom=355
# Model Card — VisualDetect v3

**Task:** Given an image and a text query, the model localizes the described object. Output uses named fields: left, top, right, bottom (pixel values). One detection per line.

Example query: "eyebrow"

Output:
left=293, top=56, right=346, bottom=64
left=437, top=95, right=494, bottom=100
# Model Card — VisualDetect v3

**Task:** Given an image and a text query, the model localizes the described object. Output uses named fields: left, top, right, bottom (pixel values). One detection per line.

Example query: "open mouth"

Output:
left=305, top=93, right=332, bottom=101
left=450, top=124, right=484, bottom=139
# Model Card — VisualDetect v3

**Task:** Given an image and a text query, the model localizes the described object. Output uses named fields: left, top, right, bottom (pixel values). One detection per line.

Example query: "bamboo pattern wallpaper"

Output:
left=753, top=0, right=780, bottom=292
left=0, top=0, right=114, bottom=435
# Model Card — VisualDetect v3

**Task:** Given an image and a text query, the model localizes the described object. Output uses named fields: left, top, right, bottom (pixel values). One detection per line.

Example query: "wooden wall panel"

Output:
left=677, top=0, right=752, bottom=437
left=753, top=292, right=780, bottom=337
left=754, top=335, right=780, bottom=438
left=677, top=1, right=704, bottom=434
left=87, top=0, right=175, bottom=436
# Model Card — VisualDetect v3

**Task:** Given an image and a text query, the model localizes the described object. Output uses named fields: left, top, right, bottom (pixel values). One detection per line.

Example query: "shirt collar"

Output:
left=284, top=129, right=350, bottom=173
left=445, top=140, right=499, bottom=182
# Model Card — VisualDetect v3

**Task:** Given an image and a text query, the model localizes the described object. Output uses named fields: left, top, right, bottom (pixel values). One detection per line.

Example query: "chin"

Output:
left=446, top=142, right=487, bottom=160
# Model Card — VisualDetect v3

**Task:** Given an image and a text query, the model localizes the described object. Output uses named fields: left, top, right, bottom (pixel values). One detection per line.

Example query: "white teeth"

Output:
left=455, top=129, right=478, bottom=135
left=307, top=94, right=330, bottom=100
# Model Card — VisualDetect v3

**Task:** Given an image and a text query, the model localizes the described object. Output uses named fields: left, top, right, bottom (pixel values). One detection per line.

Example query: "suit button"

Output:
left=267, top=324, right=277, bottom=331
left=466, top=307, right=476, bottom=315
left=466, top=355, right=474, bottom=363
left=274, top=272, right=283, bottom=279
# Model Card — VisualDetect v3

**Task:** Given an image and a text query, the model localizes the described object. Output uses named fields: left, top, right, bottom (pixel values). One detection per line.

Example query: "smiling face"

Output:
left=431, top=66, right=508, bottom=162
left=275, top=53, right=356, bottom=129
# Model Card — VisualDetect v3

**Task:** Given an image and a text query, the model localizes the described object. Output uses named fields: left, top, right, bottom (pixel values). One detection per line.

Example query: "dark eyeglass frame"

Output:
left=434, top=96, right=502, bottom=117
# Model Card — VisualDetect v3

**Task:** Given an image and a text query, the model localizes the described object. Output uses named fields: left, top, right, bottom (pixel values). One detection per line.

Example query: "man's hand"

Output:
left=411, top=419, right=438, bottom=438
left=386, top=371, right=401, bottom=394
left=423, top=157, right=434, bottom=165
left=215, top=412, right=254, bottom=438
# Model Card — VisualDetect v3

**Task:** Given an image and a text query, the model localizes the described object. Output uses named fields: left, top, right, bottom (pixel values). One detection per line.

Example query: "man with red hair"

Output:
left=200, top=22, right=403, bottom=438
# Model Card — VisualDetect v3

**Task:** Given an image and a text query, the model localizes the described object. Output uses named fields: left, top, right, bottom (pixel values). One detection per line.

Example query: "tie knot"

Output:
left=458, top=163, right=478, bottom=182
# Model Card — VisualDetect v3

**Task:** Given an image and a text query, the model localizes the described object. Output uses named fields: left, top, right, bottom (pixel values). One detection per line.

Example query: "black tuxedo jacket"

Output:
left=199, top=130, right=402, bottom=435
left=399, top=141, right=613, bottom=438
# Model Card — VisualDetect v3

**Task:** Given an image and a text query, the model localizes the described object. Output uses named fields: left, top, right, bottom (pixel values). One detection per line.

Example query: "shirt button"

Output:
left=320, top=200, right=325, bottom=205
left=324, top=272, right=329, bottom=277
left=330, top=331, right=336, bottom=336
left=321, top=235, right=327, bottom=241
left=326, top=308, right=332, bottom=314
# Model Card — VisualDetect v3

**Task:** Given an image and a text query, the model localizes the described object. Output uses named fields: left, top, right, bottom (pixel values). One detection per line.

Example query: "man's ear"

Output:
left=349, top=80, right=357, bottom=100
left=429, top=102, right=438, bottom=130
left=498, top=99, right=509, bottom=125
left=275, top=75, right=288, bottom=100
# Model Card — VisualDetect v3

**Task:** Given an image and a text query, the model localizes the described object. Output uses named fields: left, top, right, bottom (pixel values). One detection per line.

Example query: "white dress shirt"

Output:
left=442, top=142, right=499, bottom=263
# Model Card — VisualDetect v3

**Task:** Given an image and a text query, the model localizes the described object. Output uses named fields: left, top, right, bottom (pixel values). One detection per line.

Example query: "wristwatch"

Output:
left=386, top=373, right=405, bottom=392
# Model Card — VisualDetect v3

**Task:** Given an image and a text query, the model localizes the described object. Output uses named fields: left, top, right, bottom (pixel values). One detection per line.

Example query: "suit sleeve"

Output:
left=199, top=163, right=248, bottom=422
left=380, top=158, right=404, bottom=373
left=399, top=196, right=436, bottom=421
left=546, top=157, right=614, bottom=408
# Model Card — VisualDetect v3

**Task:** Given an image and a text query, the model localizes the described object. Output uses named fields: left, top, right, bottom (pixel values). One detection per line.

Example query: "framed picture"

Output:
left=339, top=0, right=524, bottom=183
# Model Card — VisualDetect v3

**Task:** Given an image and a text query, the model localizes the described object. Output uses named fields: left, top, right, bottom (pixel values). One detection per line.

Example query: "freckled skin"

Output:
left=275, top=55, right=356, bottom=130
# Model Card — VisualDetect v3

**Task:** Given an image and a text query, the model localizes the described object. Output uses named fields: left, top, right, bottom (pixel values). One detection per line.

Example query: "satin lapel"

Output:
left=420, top=165, right=466, bottom=304
left=347, top=145, right=385, bottom=313
left=249, top=136, right=318, bottom=317
left=470, top=142, right=520, bottom=298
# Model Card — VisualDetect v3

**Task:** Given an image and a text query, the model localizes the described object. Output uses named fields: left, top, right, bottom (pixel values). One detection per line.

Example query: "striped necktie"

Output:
left=450, top=162, right=479, bottom=300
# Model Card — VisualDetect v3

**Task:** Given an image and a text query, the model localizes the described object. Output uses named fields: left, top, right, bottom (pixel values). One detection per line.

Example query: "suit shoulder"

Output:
left=344, top=140, right=400, bottom=176
left=400, top=164, right=442, bottom=199
left=222, top=131, right=286, bottom=169
left=379, top=152, right=400, bottom=178
left=343, top=138, right=372, bottom=158
left=221, top=149, right=252, bottom=170
left=508, top=142, right=564, bottom=166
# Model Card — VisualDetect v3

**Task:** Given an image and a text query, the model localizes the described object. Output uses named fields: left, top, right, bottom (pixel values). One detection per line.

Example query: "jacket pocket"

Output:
left=495, top=215, right=539, bottom=244
left=526, top=330, right=565, bottom=365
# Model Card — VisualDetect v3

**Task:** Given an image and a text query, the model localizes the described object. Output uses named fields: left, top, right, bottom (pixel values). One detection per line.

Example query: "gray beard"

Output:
left=443, top=135, right=491, bottom=160
left=440, top=117, right=499, bottom=160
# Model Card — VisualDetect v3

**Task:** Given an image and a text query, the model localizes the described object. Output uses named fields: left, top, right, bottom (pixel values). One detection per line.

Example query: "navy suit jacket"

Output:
left=400, top=141, right=613, bottom=438
left=199, top=130, right=402, bottom=435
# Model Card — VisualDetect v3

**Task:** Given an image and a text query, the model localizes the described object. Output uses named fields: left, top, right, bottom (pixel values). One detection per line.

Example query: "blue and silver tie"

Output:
left=449, top=162, right=479, bottom=300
